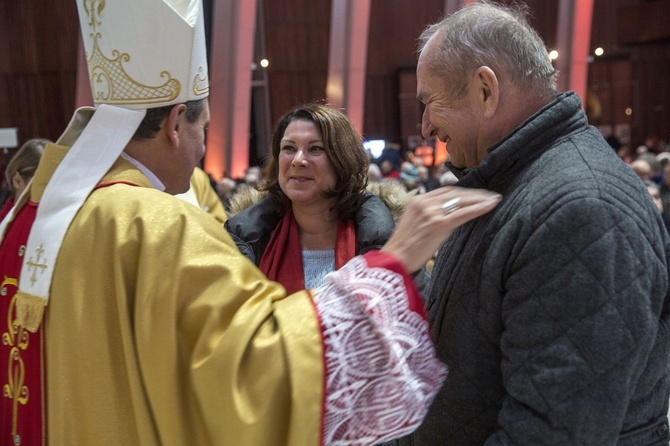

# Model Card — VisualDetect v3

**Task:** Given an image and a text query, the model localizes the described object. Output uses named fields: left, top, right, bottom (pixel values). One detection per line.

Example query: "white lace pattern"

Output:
left=313, top=254, right=446, bottom=445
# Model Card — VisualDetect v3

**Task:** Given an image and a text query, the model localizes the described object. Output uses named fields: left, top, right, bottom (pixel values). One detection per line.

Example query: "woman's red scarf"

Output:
left=259, top=208, right=357, bottom=294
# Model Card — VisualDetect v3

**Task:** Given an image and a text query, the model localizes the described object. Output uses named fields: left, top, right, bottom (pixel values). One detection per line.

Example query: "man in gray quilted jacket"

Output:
left=400, top=1, right=670, bottom=445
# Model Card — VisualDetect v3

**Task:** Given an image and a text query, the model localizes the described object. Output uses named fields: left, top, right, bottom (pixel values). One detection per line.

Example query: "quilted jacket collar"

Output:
left=449, top=91, right=587, bottom=193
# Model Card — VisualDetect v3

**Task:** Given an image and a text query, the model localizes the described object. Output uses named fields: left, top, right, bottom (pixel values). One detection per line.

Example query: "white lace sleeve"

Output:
left=312, top=251, right=446, bottom=446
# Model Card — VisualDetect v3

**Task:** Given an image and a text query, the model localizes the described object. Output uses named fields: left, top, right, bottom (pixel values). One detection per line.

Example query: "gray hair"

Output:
left=418, top=0, right=557, bottom=100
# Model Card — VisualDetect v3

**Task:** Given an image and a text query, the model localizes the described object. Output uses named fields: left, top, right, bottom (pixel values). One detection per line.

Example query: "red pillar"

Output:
left=326, top=0, right=371, bottom=134
left=204, top=0, right=257, bottom=181
left=556, top=0, right=595, bottom=106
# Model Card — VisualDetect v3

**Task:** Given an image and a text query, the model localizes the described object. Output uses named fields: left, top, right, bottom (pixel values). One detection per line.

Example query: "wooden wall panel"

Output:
left=1, top=0, right=669, bottom=165
left=587, top=0, right=670, bottom=147
left=631, top=44, right=670, bottom=144
left=0, top=0, right=79, bottom=143
left=397, top=68, right=422, bottom=148
left=618, top=0, right=670, bottom=44
left=364, top=0, right=443, bottom=147
left=521, top=0, right=559, bottom=50
left=263, top=0, right=332, bottom=126
left=592, top=0, right=639, bottom=54
left=589, top=59, right=634, bottom=140
left=362, top=73, right=398, bottom=141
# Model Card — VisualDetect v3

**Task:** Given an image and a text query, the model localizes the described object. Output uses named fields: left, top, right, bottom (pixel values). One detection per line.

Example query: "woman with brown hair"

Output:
left=225, top=103, right=398, bottom=293
left=0, top=138, right=49, bottom=219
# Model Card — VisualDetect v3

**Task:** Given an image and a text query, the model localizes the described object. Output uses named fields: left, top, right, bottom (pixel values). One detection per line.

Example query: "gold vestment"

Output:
left=28, top=144, right=323, bottom=445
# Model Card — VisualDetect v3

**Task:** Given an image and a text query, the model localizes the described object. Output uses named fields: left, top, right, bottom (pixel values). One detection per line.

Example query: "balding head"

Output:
left=631, top=159, right=652, bottom=181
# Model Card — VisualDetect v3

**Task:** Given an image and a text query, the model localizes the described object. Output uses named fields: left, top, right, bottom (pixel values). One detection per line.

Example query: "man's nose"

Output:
left=421, top=110, right=437, bottom=139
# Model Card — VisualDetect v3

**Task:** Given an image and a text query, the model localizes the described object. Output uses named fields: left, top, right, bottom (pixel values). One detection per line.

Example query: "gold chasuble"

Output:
left=2, top=144, right=324, bottom=445
left=0, top=201, right=43, bottom=445
left=0, top=143, right=445, bottom=444
left=0, top=0, right=444, bottom=443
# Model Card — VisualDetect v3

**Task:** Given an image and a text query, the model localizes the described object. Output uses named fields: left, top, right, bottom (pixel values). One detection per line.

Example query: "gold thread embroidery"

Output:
left=2, top=276, right=30, bottom=444
left=192, top=66, right=209, bottom=96
left=87, top=35, right=181, bottom=105
left=83, top=0, right=105, bottom=32
left=25, top=244, right=48, bottom=287
left=82, top=2, right=181, bottom=105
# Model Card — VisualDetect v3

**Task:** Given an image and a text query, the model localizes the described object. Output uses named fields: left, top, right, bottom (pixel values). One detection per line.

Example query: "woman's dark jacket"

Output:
left=225, top=192, right=395, bottom=266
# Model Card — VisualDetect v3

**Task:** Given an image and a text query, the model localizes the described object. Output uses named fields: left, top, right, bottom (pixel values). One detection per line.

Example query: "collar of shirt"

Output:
left=120, top=152, right=166, bottom=191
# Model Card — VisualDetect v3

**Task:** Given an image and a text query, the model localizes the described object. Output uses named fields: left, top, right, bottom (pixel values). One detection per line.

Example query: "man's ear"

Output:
left=473, top=66, right=499, bottom=118
left=165, top=103, right=188, bottom=147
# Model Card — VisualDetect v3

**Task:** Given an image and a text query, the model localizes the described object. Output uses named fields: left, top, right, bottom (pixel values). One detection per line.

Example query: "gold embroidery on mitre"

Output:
left=193, top=66, right=209, bottom=96
left=83, top=0, right=105, bottom=32
left=82, top=0, right=181, bottom=105
left=87, top=35, right=181, bottom=105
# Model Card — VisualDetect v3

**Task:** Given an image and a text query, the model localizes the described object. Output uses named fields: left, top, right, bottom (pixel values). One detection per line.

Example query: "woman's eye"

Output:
left=281, top=146, right=296, bottom=152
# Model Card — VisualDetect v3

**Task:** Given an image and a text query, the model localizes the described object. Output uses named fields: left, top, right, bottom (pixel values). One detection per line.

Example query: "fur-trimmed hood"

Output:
left=227, top=179, right=416, bottom=222
left=225, top=179, right=430, bottom=294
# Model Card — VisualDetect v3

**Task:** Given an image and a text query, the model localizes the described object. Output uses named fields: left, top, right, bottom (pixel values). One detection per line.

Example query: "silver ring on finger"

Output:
left=441, top=197, right=461, bottom=215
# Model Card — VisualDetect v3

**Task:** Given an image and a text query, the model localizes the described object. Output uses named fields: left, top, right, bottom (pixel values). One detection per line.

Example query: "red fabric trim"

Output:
left=0, top=201, right=43, bottom=443
left=361, top=251, right=426, bottom=318
left=307, top=289, right=327, bottom=446
left=334, top=219, right=356, bottom=270
left=94, top=180, right=142, bottom=190
left=260, top=210, right=357, bottom=294
left=259, top=208, right=305, bottom=294
left=0, top=195, right=15, bottom=220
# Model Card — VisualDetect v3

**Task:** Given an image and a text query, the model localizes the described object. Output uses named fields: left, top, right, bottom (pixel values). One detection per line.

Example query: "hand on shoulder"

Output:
left=381, top=187, right=502, bottom=272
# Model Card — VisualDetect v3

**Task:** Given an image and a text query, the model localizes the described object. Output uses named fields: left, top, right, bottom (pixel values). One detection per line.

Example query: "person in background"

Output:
left=175, top=166, right=227, bottom=224
left=399, top=165, right=423, bottom=193
left=215, top=176, right=238, bottom=212
left=656, top=152, right=670, bottom=171
left=399, top=1, right=670, bottom=445
left=242, top=165, right=261, bottom=186
left=379, top=159, right=400, bottom=178
left=376, top=142, right=402, bottom=173
left=631, top=157, right=653, bottom=182
left=638, top=153, right=663, bottom=185
left=0, top=1, right=503, bottom=444
left=660, top=163, right=670, bottom=223
left=367, top=162, right=383, bottom=183
left=645, top=180, right=670, bottom=233
left=226, top=103, right=408, bottom=293
left=617, top=143, right=634, bottom=164
left=646, top=180, right=664, bottom=213
left=0, top=138, right=49, bottom=219
left=418, top=165, right=441, bottom=192
left=644, top=135, right=665, bottom=155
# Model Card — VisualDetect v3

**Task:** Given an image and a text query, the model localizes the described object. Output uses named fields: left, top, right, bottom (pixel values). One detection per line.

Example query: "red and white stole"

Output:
left=259, top=208, right=357, bottom=294
left=0, top=201, right=43, bottom=445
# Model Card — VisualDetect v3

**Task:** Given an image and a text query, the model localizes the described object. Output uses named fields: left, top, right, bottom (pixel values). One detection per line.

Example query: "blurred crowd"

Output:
left=611, top=134, right=670, bottom=231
